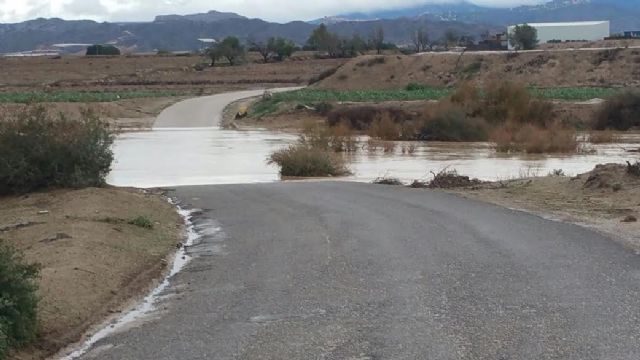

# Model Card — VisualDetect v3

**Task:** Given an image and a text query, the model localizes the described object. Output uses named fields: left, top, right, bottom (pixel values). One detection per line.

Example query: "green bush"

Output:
left=0, top=242, right=40, bottom=359
left=593, top=91, right=640, bottom=130
left=0, top=107, right=114, bottom=195
left=128, top=216, right=153, bottom=229
left=86, top=44, right=121, bottom=56
left=268, top=144, right=349, bottom=177
left=420, top=103, right=489, bottom=141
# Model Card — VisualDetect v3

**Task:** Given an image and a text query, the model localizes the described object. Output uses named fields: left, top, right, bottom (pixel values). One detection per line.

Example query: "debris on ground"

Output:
left=373, top=177, right=403, bottom=186
left=581, top=163, right=639, bottom=189
left=621, top=215, right=638, bottom=223
left=427, top=169, right=482, bottom=189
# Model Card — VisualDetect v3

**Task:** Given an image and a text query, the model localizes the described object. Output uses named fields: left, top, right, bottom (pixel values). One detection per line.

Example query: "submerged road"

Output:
left=82, top=182, right=640, bottom=359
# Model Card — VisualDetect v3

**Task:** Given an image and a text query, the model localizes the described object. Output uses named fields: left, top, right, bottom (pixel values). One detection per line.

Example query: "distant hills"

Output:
left=0, top=0, right=638, bottom=54
left=322, top=0, right=639, bottom=32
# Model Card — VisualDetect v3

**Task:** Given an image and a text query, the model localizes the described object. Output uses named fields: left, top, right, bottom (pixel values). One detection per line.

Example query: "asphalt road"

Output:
left=153, top=87, right=301, bottom=128
left=81, top=181, right=640, bottom=360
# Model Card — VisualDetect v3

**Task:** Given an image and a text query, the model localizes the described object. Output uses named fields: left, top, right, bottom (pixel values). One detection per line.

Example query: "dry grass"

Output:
left=588, top=130, right=619, bottom=144
left=368, top=112, right=402, bottom=140
left=492, top=123, right=578, bottom=153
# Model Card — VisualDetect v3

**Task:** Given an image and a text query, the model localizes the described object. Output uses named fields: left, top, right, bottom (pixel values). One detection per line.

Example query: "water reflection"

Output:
left=108, top=128, right=640, bottom=188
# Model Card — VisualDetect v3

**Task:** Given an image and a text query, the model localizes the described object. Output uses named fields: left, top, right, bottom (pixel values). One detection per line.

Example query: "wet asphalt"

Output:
left=81, top=181, right=640, bottom=360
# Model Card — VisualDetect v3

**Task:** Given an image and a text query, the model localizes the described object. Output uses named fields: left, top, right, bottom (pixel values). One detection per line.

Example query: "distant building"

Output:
left=624, top=31, right=640, bottom=38
left=507, top=21, right=610, bottom=49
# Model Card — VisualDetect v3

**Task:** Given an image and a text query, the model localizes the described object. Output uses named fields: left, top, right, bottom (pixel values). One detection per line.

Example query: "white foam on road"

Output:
left=58, top=201, right=211, bottom=360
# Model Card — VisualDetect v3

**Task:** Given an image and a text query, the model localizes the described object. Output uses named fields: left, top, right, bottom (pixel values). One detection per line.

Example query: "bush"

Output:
left=327, top=106, right=410, bottom=130
left=128, top=216, right=153, bottom=229
left=86, top=44, right=120, bottom=56
left=0, top=107, right=114, bottom=195
left=368, top=112, right=402, bottom=140
left=419, top=102, right=489, bottom=142
left=483, top=81, right=553, bottom=126
left=492, top=123, right=578, bottom=153
left=268, top=144, right=349, bottom=177
left=0, top=242, right=40, bottom=359
left=593, top=91, right=640, bottom=130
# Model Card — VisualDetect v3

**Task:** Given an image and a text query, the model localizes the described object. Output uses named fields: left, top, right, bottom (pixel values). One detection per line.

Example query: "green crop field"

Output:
left=251, top=86, right=631, bottom=117
left=0, top=90, right=183, bottom=103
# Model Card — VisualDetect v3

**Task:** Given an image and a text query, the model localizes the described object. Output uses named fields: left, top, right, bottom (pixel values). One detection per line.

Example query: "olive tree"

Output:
left=509, top=24, right=539, bottom=50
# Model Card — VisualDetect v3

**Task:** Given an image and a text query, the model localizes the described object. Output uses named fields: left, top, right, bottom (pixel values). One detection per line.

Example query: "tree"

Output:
left=218, top=36, right=245, bottom=66
left=306, top=24, right=332, bottom=52
left=444, top=29, right=460, bottom=49
left=249, top=39, right=271, bottom=63
left=268, top=37, right=296, bottom=61
left=509, top=24, right=539, bottom=50
left=370, top=27, right=385, bottom=54
left=205, top=44, right=222, bottom=67
left=412, top=27, right=429, bottom=52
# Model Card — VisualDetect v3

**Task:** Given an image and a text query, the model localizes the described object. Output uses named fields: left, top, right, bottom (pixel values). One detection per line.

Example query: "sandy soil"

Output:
left=317, top=48, right=640, bottom=90
left=0, top=187, right=183, bottom=359
left=448, top=163, right=640, bottom=250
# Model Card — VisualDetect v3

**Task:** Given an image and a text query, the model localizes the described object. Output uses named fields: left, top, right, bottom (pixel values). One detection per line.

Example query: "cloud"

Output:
left=0, top=0, right=548, bottom=23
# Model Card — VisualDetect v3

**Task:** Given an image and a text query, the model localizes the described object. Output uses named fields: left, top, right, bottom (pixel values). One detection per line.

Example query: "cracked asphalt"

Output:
left=80, top=181, right=640, bottom=360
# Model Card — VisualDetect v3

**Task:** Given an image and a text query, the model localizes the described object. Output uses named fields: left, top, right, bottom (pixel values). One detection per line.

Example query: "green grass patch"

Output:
left=251, top=86, right=634, bottom=117
left=529, top=87, right=622, bottom=101
left=0, top=90, right=182, bottom=103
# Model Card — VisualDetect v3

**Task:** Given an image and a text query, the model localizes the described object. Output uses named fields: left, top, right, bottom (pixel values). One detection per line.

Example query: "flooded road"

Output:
left=107, top=89, right=639, bottom=187
left=107, top=128, right=639, bottom=187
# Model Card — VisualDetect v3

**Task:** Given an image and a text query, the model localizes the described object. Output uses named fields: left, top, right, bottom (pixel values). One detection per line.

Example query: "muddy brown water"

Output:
left=107, top=128, right=640, bottom=187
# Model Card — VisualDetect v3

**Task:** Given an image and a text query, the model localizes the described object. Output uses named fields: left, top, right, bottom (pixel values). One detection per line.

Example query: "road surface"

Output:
left=153, top=88, right=301, bottom=128
left=80, top=182, right=640, bottom=359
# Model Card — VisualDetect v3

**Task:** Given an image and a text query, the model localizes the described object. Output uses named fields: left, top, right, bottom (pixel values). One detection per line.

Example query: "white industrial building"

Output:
left=507, top=21, right=610, bottom=49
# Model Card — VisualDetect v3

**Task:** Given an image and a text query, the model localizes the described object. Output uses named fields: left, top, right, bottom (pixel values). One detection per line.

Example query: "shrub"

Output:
left=593, top=91, right=640, bottom=130
left=314, top=102, right=333, bottom=116
left=268, top=144, right=349, bottom=177
left=327, top=106, right=410, bottom=130
left=406, top=83, right=430, bottom=91
left=368, top=112, right=402, bottom=140
left=128, top=216, right=153, bottom=229
left=588, top=130, right=618, bottom=144
left=86, top=44, right=121, bottom=56
left=419, top=102, right=489, bottom=142
left=0, top=242, right=40, bottom=359
left=492, top=123, right=578, bottom=153
left=0, top=107, right=114, bottom=195
left=483, top=81, right=553, bottom=126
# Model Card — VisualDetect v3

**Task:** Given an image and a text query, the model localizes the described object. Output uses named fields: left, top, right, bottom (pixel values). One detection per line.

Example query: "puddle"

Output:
left=107, top=128, right=639, bottom=187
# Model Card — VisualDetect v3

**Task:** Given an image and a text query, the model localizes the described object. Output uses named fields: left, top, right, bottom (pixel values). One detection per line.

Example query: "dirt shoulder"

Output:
left=0, top=187, right=183, bottom=359
left=0, top=97, right=185, bottom=130
left=446, top=164, right=640, bottom=250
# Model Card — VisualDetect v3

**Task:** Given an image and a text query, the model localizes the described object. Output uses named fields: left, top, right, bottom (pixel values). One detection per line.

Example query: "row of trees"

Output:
left=205, top=36, right=298, bottom=66
left=202, top=24, right=539, bottom=66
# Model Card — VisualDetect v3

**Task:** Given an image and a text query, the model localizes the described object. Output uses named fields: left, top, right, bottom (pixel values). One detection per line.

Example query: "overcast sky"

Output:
left=0, top=0, right=548, bottom=24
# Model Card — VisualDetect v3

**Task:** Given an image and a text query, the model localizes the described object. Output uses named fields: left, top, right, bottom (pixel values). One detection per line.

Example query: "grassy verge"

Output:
left=0, top=90, right=183, bottom=103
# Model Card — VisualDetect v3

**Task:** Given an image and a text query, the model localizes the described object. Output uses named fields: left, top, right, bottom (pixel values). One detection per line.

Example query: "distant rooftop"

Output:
left=511, top=21, right=609, bottom=27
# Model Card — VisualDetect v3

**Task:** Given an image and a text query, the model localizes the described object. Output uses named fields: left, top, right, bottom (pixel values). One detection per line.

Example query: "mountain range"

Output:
left=0, top=0, right=638, bottom=54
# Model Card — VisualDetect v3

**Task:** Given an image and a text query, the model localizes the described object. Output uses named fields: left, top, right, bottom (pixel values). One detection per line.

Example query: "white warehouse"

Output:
left=507, top=21, right=610, bottom=49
